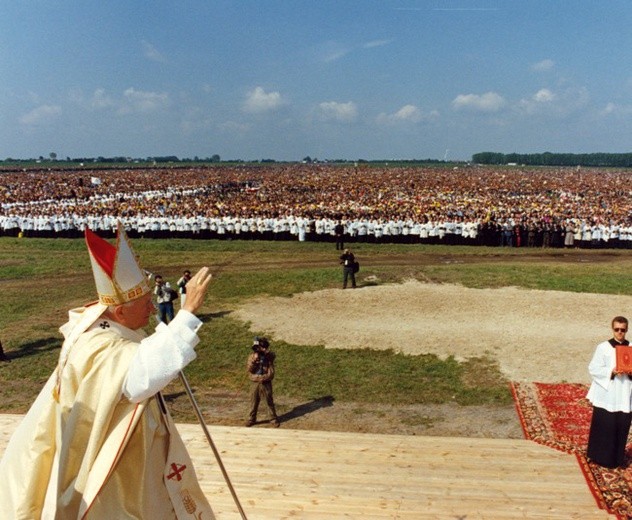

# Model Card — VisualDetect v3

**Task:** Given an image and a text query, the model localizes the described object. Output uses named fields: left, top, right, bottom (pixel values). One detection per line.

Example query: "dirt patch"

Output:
left=228, top=280, right=632, bottom=438
left=234, top=280, right=632, bottom=383
left=167, top=390, right=523, bottom=439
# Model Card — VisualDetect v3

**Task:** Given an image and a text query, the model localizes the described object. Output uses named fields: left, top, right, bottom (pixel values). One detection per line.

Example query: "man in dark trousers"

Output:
left=334, top=220, right=345, bottom=250
left=339, top=248, right=357, bottom=289
left=246, top=337, right=279, bottom=427
left=586, top=316, right=632, bottom=468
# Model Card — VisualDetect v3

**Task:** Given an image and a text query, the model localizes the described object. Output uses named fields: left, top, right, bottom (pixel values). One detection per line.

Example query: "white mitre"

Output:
left=53, top=222, right=150, bottom=400
left=85, top=222, right=151, bottom=306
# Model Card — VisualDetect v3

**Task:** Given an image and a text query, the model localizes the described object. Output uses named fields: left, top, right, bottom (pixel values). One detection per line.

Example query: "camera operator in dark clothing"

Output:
left=339, top=248, right=357, bottom=289
left=246, top=337, right=279, bottom=427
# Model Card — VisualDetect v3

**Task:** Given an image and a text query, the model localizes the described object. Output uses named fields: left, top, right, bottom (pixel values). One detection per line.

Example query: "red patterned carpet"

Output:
left=511, top=382, right=632, bottom=519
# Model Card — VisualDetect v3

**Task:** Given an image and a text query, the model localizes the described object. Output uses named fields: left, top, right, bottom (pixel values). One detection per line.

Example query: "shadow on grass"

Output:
left=163, top=390, right=188, bottom=401
left=197, top=310, right=231, bottom=323
left=278, top=395, right=335, bottom=424
left=8, top=337, right=60, bottom=360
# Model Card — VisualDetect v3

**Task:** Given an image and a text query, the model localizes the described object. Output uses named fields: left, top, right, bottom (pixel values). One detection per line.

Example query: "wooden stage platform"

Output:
left=0, top=414, right=610, bottom=519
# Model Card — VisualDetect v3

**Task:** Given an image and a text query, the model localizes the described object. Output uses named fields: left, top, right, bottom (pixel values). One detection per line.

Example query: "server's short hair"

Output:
left=612, top=316, right=629, bottom=328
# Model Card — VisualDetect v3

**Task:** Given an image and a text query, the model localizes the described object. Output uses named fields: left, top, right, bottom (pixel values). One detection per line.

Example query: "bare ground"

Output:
left=222, top=280, right=632, bottom=438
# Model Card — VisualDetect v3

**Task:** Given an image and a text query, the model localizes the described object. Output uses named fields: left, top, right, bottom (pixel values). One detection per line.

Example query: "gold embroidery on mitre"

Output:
left=180, top=489, right=198, bottom=514
left=99, top=279, right=150, bottom=306
left=122, top=280, right=150, bottom=302
left=99, top=293, right=119, bottom=306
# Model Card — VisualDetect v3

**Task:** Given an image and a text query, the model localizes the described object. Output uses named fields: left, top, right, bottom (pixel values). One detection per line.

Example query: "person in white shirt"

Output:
left=177, top=269, right=192, bottom=307
left=586, top=316, right=632, bottom=468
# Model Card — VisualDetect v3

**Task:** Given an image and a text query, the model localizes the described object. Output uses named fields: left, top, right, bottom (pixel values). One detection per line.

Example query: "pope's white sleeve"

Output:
left=123, top=310, right=203, bottom=403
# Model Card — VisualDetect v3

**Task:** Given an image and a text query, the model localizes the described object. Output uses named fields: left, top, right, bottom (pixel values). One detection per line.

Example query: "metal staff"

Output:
left=179, top=370, right=248, bottom=520
left=175, top=263, right=247, bottom=517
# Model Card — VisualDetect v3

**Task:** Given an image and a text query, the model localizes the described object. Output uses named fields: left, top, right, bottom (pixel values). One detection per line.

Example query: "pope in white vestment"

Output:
left=0, top=223, right=215, bottom=519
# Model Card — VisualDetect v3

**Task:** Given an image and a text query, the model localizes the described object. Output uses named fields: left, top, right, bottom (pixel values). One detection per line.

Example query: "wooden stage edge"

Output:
left=0, top=414, right=612, bottom=519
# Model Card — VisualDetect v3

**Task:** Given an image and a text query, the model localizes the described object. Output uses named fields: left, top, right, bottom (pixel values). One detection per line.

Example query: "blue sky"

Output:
left=2, top=1, right=632, bottom=162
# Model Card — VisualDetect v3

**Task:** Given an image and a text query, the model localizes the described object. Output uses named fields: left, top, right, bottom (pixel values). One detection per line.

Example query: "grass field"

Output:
left=1, top=237, right=631, bottom=424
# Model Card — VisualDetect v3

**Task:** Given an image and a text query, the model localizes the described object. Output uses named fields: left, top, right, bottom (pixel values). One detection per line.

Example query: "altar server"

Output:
left=586, top=316, right=632, bottom=468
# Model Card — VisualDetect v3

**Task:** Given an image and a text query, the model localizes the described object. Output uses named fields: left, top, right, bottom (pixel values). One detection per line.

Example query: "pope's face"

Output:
left=121, top=292, right=155, bottom=330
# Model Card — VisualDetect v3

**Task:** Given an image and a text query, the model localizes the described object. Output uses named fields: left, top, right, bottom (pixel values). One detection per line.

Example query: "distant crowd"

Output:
left=0, top=164, right=631, bottom=248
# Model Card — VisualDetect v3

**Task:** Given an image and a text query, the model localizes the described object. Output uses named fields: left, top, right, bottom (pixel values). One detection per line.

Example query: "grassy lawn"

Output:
left=1, top=237, right=631, bottom=415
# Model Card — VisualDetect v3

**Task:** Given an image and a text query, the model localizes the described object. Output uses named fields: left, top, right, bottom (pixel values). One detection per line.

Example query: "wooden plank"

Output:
left=0, top=414, right=612, bottom=519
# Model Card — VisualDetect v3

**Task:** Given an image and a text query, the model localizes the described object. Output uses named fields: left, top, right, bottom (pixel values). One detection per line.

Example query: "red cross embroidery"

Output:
left=167, top=462, right=187, bottom=481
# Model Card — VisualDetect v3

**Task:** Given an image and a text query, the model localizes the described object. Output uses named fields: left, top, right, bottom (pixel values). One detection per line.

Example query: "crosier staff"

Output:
left=179, top=370, right=248, bottom=519
left=179, top=268, right=249, bottom=520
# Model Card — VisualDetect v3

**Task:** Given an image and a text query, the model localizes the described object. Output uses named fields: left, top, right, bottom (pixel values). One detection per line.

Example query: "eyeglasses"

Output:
left=614, top=328, right=628, bottom=333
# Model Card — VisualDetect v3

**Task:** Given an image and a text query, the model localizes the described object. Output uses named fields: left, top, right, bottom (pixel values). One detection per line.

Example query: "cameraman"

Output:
left=246, top=337, right=279, bottom=427
left=177, top=269, right=192, bottom=307
left=154, top=274, right=175, bottom=323
left=339, top=248, right=357, bottom=289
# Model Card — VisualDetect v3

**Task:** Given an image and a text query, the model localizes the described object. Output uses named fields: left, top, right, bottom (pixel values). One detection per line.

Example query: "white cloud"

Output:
left=393, top=104, right=422, bottom=121
left=90, top=88, right=116, bottom=110
left=142, top=40, right=168, bottom=63
left=452, top=92, right=507, bottom=112
left=363, top=39, right=392, bottom=49
left=377, top=104, right=424, bottom=124
left=242, top=87, right=284, bottom=113
left=318, top=39, right=390, bottom=64
left=318, top=101, right=358, bottom=122
left=516, top=89, right=555, bottom=114
left=602, top=102, right=617, bottom=114
left=324, top=48, right=350, bottom=63
left=531, top=59, right=555, bottom=72
left=19, top=104, right=62, bottom=125
left=317, top=40, right=352, bottom=63
left=118, top=88, right=169, bottom=114
left=568, top=86, right=589, bottom=107
left=533, top=88, right=555, bottom=103
left=517, top=86, right=588, bottom=116
left=600, top=102, right=632, bottom=117
left=69, top=87, right=169, bottom=115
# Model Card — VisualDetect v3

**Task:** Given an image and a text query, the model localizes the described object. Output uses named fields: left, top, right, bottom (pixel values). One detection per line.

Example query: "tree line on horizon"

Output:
left=472, top=151, right=632, bottom=167
left=5, top=151, right=632, bottom=169
left=0, top=155, right=450, bottom=169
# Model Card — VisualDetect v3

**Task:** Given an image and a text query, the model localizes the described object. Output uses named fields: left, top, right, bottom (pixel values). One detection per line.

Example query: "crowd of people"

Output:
left=0, top=164, right=631, bottom=248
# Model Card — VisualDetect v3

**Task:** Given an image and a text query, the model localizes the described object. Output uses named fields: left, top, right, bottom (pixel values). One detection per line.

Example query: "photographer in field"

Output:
left=154, top=274, right=177, bottom=323
left=339, top=248, right=357, bottom=289
left=246, top=337, right=280, bottom=427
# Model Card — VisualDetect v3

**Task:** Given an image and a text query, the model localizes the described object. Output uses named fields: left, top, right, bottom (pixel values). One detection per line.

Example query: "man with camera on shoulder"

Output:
left=154, top=274, right=176, bottom=324
left=246, top=337, right=279, bottom=427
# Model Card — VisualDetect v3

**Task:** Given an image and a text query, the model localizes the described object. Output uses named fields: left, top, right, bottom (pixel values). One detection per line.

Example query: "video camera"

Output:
left=251, top=336, right=270, bottom=352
